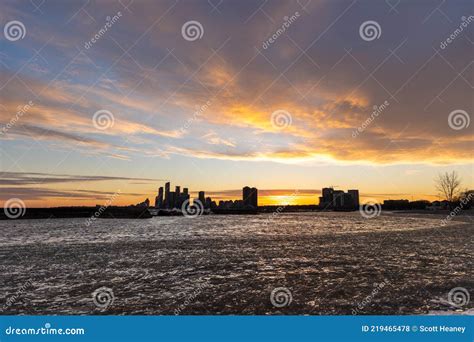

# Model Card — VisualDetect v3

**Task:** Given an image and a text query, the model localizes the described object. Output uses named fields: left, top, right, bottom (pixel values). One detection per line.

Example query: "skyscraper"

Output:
left=155, top=187, right=164, bottom=208
left=164, top=182, right=170, bottom=208
left=175, top=186, right=181, bottom=208
left=169, top=192, right=176, bottom=208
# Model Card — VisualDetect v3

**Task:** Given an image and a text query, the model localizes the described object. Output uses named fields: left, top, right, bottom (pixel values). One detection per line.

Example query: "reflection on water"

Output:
left=0, top=212, right=471, bottom=315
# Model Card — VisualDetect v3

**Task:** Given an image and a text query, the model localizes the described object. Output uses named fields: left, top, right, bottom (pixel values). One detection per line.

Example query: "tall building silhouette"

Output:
left=175, top=186, right=181, bottom=208
left=169, top=191, right=176, bottom=208
left=164, top=182, right=170, bottom=208
left=155, top=187, right=163, bottom=208
left=243, top=186, right=258, bottom=208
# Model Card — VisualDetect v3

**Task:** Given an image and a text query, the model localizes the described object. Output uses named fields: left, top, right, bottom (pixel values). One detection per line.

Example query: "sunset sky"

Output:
left=1, top=0, right=473, bottom=207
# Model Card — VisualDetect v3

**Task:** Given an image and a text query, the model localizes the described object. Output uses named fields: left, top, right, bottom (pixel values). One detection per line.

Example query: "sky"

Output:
left=0, top=0, right=473, bottom=207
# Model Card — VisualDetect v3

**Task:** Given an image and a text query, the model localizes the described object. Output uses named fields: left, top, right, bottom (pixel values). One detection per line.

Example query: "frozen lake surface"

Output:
left=0, top=212, right=472, bottom=315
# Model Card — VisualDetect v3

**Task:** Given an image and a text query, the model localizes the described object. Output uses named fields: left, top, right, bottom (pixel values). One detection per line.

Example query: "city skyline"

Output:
left=0, top=171, right=473, bottom=207
left=0, top=1, right=473, bottom=208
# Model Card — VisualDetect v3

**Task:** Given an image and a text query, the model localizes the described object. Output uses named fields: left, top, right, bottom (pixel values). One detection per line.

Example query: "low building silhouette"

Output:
left=383, top=199, right=409, bottom=210
left=198, top=191, right=205, bottom=206
left=319, top=187, right=359, bottom=210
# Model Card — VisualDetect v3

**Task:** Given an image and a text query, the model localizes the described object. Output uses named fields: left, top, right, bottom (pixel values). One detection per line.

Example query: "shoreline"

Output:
left=2, top=206, right=473, bottom=220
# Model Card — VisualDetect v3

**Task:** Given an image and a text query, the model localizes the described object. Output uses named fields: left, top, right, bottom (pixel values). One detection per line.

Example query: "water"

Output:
left=0, top=212, right=472, bottom=315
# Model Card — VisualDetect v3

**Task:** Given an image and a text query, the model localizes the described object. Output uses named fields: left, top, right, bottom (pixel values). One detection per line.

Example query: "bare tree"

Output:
left=435, top=171, right=462, bottom=203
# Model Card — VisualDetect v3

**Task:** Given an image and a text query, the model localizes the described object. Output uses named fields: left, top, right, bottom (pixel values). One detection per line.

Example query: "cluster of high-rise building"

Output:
left=319, top=187, right=359, bottom=210
left=154, top=182, right=217, bottom=209
left=153, top=183, right=259, bottom=211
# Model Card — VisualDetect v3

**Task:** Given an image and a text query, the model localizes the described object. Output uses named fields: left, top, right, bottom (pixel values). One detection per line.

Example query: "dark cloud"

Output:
left=0, top=171, right=167, bottom=186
